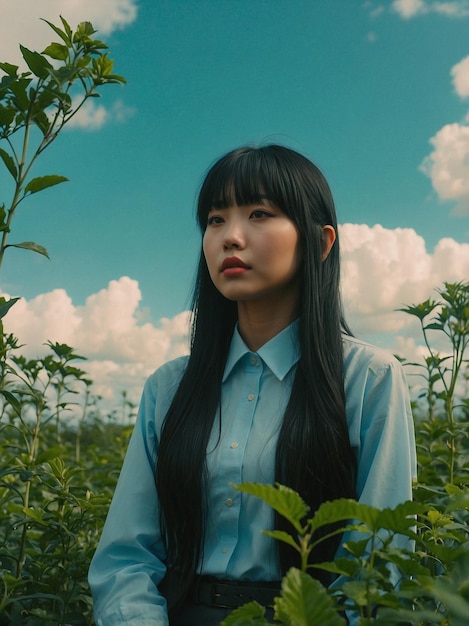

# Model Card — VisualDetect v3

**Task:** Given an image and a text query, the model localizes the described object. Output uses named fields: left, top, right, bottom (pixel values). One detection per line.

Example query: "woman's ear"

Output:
left=322, top=225, right=336, bottom=261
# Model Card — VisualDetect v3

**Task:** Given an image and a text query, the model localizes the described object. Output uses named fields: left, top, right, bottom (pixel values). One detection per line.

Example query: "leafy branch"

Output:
left=398, top=281, right=469, bottom=485
left=0, top=16, right=125, bottom=272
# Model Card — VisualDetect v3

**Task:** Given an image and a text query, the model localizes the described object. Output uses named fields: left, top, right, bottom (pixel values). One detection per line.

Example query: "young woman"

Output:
left=89, top=145, right=416, bottom=626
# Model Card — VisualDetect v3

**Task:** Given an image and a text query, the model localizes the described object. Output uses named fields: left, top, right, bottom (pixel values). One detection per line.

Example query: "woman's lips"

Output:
left=221, top=256, right=250, bottom=275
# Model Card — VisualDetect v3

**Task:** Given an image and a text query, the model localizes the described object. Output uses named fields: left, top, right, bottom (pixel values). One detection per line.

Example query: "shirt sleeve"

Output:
left=336, top=351, right=417, bottom=574
left=333, top=352, right=417, bottom=624
left=88, top=376, right=169, bottom=626
left=351, top=356, right=417, bottom=510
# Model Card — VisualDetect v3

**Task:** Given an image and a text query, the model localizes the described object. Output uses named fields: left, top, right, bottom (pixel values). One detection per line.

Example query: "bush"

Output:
left=0, top=281, right=467, bottom=624
left=0, top=330, right=133, bottom=624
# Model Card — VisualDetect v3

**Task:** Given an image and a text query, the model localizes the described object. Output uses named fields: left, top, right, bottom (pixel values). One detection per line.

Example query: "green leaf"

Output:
left=24, top=174, right=68, bottom=195
left=310, top=498, right=422, bottom=537
left=309, top=498, right=374, bottom=535
left=20, top=45, right=53, bottom=79
left=32, top=110, right=51, bottom=136
left=42, top=42, right=69, bottom=61
left=9, top=78, right=31, bottom=111
left=275, top=568, right=346, bottom=626
left=23, top=506, right=48, bottom=526
left=35, top=446, right=64, bottom=464
left=445, top=489, right=469, bottom=512
left=0, top=61, right=19, bottom=77
left=0, top=389, right=22, bottom=416
left=234, top=482, right=309, bottom=533
left=430, top=574, right=469, bottom=622
left=445, top=483, right=464, bottom=496
left=424, top=322, right=445, bottom=331
left=41, top=18, right=72, bottom=47
left=263, top=529, right=301, bottom=552
left=314, top=556, right=360, bottom=578
left=47, top=66, right=79, bottom=87
left=340, top=537, right=371, bottom=558
left=6, top=241, right=50, bottom=259
left=341, top=579, right=369, bottom=607
left=0, top=296, right=20, bottom=319
left=221, top=601, right=269, bottom=625
left=75, top=20, right=99, bottom=41
left=0, top=147, right=18, bottom=179
left=60, top=16, right=73, bottom=41
left=375, top=501, right=422, bottom=536
left=45, top=341, right=86, bottom=361
left=0, top=103, right=16, bottom=127
left=0, top=203, right=8, bottom=232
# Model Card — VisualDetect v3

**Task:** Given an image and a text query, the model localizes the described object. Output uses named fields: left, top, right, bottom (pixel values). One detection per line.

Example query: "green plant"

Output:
left=0, top=16, right=125, bottom=273
left=220, top=487, right=469, bottom=625
left=398, top=281, right=469, bottom=488
left=0, top=328, right=133, bottom=624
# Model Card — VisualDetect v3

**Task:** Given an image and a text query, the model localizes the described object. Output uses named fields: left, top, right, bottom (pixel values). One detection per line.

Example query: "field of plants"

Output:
left=1, top=16, right=468, bottom=626
left=0, top=283, right=467, bottom=625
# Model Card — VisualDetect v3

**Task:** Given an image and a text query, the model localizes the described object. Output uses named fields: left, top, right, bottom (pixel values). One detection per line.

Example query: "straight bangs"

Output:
left=197, top=147, right=298, bottom=230
left=196, top=145, right=335, bottom=236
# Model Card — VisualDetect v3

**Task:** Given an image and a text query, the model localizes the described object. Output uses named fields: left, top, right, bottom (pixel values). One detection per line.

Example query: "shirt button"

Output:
left=247, top=393, right=255, bottom=401
left=250, top=356, right=258, bottom=365
left=222, top=547, right=228, bottom=553
left=225, top=498, right=233, bottom=507
left=230, top=442, right=239, bottom=449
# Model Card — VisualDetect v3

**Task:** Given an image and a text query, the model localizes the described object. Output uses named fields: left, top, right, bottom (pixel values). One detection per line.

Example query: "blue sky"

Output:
left=1, top=0, right=469, bottom=406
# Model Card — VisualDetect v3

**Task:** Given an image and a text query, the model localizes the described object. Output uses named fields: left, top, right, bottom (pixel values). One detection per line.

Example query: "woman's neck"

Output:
left=236, top=298, right=298, bottom=352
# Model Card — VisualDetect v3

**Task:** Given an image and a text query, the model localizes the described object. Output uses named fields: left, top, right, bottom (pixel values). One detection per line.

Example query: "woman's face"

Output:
left=203, top=200, right=301, bottom=307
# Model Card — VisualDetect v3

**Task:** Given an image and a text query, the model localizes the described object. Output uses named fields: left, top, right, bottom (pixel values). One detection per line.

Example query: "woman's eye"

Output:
left=251, top=209, right=272, bottom=219
left=207, top=215, right=224, bottom=226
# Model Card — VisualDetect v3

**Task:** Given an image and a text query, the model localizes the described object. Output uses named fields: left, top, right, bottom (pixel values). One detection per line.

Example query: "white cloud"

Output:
left=2, top=277, right=191, bottom=410
left=392, top=0, right=427, bottom=18
left=340, top=224, right=469, bottom=335
left=362, top=2, right=386, bottom=19
left=391, top=0, right=469, bottom=17
left=419, top=56, right=469, bottom=214
left=1, top=0, right=138, bottom=66
left=66, top=99, right=134, bottom=131
left=451, top=55, right=469, bottom=98
left=2, top=228, right=468, bottom=414
left=420, top=122, right=469, bottom=215
left=433, top=0, right=469, bottom=16
left=66, top=100, right=109, bottom=130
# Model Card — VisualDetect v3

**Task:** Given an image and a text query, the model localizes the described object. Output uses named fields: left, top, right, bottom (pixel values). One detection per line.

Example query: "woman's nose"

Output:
left=223, top=221, right=245, bottom=249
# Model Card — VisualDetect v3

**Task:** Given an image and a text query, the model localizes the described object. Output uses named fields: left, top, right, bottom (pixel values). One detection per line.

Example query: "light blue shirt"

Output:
left=89, top=322, right=416, bottom=625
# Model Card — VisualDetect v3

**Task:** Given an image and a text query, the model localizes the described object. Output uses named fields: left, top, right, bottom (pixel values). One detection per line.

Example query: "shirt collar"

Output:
left=222, top=319, right=300, bottom=382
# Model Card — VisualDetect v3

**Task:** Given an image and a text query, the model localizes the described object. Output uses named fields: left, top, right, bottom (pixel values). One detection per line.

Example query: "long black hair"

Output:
left=156, top=145, right=356, bottom=600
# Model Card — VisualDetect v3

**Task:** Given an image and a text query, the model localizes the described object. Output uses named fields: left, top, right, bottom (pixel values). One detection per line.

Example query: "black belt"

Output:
left=189, top=575, right=281, bottom=609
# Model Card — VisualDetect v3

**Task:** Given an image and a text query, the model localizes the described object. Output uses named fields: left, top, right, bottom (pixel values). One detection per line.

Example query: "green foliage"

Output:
left=0, top=329, right=134, bottom=624
left=0, top=16, right=125, bottom=275
left=398, top=282, right=469, bottom=489
left=0, top=278, right=467, bottom=624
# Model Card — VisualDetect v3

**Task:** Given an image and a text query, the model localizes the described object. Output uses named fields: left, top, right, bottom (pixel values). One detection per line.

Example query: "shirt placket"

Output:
left=215, top=353, right=263, bottom=568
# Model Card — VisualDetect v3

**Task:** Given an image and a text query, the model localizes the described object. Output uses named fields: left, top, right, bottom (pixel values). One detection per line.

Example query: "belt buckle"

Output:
left=211, top=582, right=228, bottom=608
left=211, top=581, right=247, bottom=609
